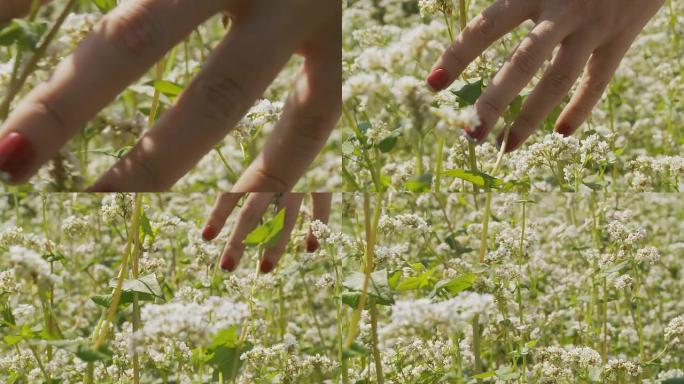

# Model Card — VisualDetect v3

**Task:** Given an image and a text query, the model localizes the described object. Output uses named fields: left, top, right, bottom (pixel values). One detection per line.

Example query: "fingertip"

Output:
left=427, top=68, right=450, bottom=92
left=220, top=256, right=236, bottom=272
left=556, top=122, right=574, bottom=137
left=202, top=224, right=217, bottom=241
left=464, top=123, right=486, bottom=143
left=259, top=258, right=274, bottom=274
left=0, top=132, right=36, bottom=183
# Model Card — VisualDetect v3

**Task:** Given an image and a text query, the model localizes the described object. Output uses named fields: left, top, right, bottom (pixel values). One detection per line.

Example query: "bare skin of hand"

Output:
left=0, top=0, right=341, bottom=191
left=426, top=0, right=664, bottom=152
left=202, top=193, right=331, bottom=273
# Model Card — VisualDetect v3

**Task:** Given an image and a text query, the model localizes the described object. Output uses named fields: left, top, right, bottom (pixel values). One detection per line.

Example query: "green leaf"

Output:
left=140, top=212, right=153, bottom=237
left=3, top=334, right=23, bottom=346
left=109, top=273, right=163, bottom=298
left=209, top=326, right=239, bottom=349
left=243, top=208, right=286, bottom=248
left=146, top=80, right=184, bottom=97
left=453, top=79, right=483, bottom=107
left=377, top=136, right=398, bottom=153
left=434, top=273, right=477, bottom=297
left=91, top=0, right=117, bottom=13
left=342, top=341, right=369, bottom=358
left=663, top=379, right=684, bottom=384
left=471, top=371, right=495, bottom=379
left=45, top=340, right=113, bottom=362
left=0, top=20, right=47, bottom=50
left=342, top=269, right=394, bottom=306
left=406, top=174, right=432, bottom=192
left=444, top=168, right=503, bottom=189
left=395, top=269, right=434, bottom=292
left=208, top=342, right=252, bottom=382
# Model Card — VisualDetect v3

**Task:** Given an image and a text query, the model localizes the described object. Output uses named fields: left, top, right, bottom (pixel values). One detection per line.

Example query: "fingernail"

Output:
left=0, top=132, right=35, bottom=183
left=306, top=234, right=320, bottom=253
left=260, top=259, right=274, bottom=274
left=221, top=257, right=235, bottom=272
left=202, top=225, right=216, bottom=241
left=556, top=123, right=573, bottom=136
left=497, top=131, right=520, bottom=153
left=427, top=68, right=449, bottom=92
left=464, top=124, right=485, bottom=142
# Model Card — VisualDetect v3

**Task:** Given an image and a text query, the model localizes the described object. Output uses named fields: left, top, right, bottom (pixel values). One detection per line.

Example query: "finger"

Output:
left=497, top=35, right=594, bottom=152
left=306, top=193, right=332, bottom=253
left=0, top=0, right=49, bottom=23
left=220, top=193, right=274, bottom=272
left=202, top=193, right=244, bottom=241
left=467, top=20, right=570, bottom=142
left=231, top=14, right=341, bottom=192
left=427, top=0, right=535, bottom=92
left=0, top=0, right=228, bottom=184
left=91, top=4, right=331, bottom=191
left=260, top=194, right=304, bottom=274
left=554, top=39, right=632, bottom=136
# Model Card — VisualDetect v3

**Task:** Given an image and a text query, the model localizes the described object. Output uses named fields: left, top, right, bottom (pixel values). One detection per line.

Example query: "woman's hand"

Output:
left=0, top=0, right=341, bottom=191
left=202, top=193, right=331, bottom=273
left=427, top=0, right=664, bottom=152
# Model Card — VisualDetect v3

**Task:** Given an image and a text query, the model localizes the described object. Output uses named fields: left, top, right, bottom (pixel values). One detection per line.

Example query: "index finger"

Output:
left=0, top=0, right=228, bottom=183
left=427, top=0, right=535, bottom=92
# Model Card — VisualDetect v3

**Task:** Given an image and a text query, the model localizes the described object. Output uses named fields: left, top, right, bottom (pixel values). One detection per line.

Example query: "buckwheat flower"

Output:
left=378, top=213, right=429, bottom=233
left=12, top=304, right=35, bottom=326
left=8, top=246, right=60, bottom=285
left=665, top=314, right=684, bottom=346
left=656, top=369, right=684, bottom=382
left=614, top=274, right=634, bottom=290
left=635, top=246, right=660, bottom=265
left=603, top=359, right=642, bottom=380
left=0, top=269, right=19, bottom=293
left=418, top=0, right=453, bottom=17
left=432, top=105, right=480, bottom=135
left=315, top=273, right=335, bottom=289
left=61, top=215, right=90, bottom=238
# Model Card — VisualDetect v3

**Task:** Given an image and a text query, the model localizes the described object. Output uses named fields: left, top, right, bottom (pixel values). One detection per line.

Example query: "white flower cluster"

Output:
left=665, top=314, right=684, bottom=346
left=418, top=0, right=453, bottom=17
left=61, top=215, right=90, bottom=238
left=603, top=359, right=642, bottom=380
left=129, top=296, right=248, bottom=354
left=8, top=246, right=60, bottom=286
left=378, top=213, right=429, bottom=233
left=533, top=345, right=602, bottom=383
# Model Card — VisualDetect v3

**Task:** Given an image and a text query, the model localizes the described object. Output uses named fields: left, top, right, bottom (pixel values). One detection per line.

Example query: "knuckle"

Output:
left=124, top=151, right=165, bottom=190
left=471, top=14, right=497, bottom=40
left=514, top=114, right=537, bottom=129
left=31, top=98, right=70, bottom=134
left=477, top=98, right=502, bottom=119
left=193, top=74, right=250, bottom=123
left=443, top=44, right=466, bottom=69
left=510, top=47, right=540, bottom=76
left=545, top=71, right=575, bottom=93
left=100, top=3, right=160, bottom=58
left=253, top=167, right=290, bottom=192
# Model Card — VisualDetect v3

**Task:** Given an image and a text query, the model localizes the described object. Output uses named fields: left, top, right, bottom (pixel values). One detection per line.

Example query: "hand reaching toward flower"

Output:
left=426, top=0, right=664, bottom=152
left=202, top=193, right=331, bottom=273
left=0, top=0, right=341, bottom=191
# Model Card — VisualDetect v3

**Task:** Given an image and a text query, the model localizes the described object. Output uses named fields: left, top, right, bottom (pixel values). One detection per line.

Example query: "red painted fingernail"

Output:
left=221, top=257, right=235, bottom=272
left=427, top=68, right=449, bottom=92
left=260, top=259, right=274, bottom=274
left=202, top=225, right=217, bottom=241
left=464, top=123, right=485, bottom=142
left=497, top=131, right=520, bottom=153
left=556, top=123, right=573, bottom=136
left=0, top=132, right=35, bottom=182
left=306, top=234, right=320, bottom=253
